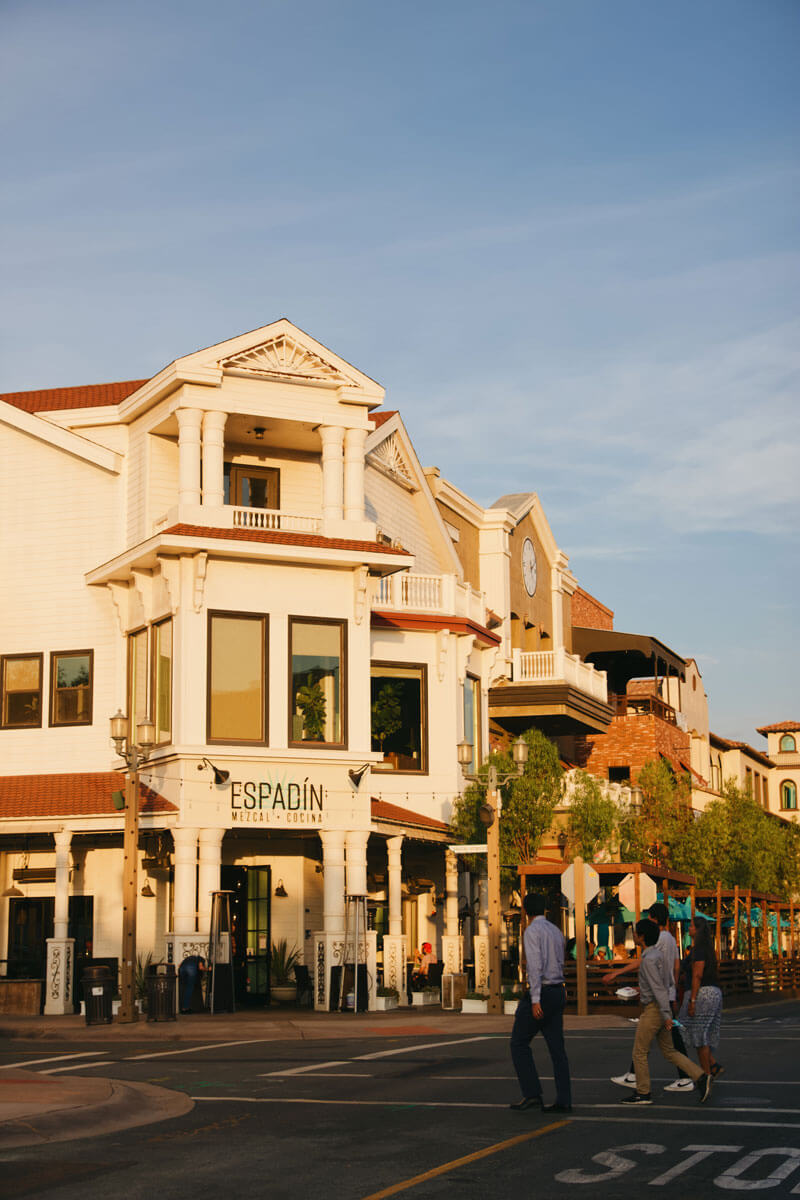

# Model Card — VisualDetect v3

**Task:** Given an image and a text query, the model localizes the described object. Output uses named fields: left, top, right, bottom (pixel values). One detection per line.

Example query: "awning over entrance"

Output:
left=572, top=628, right=686, bottom=693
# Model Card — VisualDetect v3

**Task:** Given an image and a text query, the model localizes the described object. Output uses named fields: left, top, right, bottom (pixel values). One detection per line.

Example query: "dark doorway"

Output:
left=69, top=896, right=94, bottom=1012
left=7, top=898, right=53, bottom=980
left=220, top=865, right=272, bottom=1005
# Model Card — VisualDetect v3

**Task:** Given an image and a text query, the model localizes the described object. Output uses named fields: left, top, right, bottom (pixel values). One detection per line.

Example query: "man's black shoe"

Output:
left=543, top=1103, right=572, bottom=1113
left=509, top=1096, right=544, bottom=1111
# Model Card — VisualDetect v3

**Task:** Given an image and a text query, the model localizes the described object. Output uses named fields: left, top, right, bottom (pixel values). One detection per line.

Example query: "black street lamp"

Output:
left=110, top=710, right=155, bottom=1023
left=457, top=735, right=528, bottom=1014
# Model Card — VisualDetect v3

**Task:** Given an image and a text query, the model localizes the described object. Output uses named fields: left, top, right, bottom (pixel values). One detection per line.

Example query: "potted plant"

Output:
left=296, top=676, right=326, bottom=741
left=502, top=985, right=519, bottom=1016
left=371, top=682, right=402, bottom=763
left=461, top=990, right=489, bottom=1014
left=375, top=985, right=399, bottom=1011
left=270, top=939, right=300, bottom=1004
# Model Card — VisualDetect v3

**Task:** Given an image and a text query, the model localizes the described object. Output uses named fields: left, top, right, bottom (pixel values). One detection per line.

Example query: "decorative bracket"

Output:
left=107, top=582, right=128, bottom=634
left=353, top=566, right=369, bottom=625
left=193, top=552, right=208, bottom=613
left=436, top=628, right=451, bottom=683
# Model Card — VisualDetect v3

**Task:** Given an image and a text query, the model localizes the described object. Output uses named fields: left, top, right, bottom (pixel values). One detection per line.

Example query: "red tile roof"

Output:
left=708, top=734, right=773, bottom=768
left=371, top=798, right=450, bottom=832
left=162, top=524, right=411, bottom=556
left=369, top=410, right=398, bottom=428
left=0, top=380, right=148, bottom=414
left=0, top=772, right=176, bottom=819
left=756, top=721, right=800, bottom=735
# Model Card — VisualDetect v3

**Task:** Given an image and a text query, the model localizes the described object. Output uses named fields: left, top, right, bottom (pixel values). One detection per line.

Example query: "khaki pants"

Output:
left=633, top=1001, right=703, bottom=1094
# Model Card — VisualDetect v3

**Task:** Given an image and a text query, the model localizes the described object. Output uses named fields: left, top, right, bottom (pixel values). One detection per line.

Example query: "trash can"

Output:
left=82, top=964, right=114, bottom=1025
left=146, top=962, right=177, bottom=1022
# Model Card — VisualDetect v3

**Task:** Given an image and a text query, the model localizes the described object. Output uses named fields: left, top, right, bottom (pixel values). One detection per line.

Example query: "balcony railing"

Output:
left=372, top=572, right=485, bottom=622
left=231, top=506, right=322, bottom=534
left=511, top=648, right=608, bottom=703
left=610, top=693, right=679, bottom=727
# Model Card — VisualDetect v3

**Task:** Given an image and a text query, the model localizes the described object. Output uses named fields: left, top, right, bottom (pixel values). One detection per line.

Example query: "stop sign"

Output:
left=561, top=861, right=600, bottom=906
left=618, top=871, right=657, bottom=912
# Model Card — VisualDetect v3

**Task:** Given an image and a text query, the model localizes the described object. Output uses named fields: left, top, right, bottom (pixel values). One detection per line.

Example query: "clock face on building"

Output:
left=522, top=537, right=537, bottom=596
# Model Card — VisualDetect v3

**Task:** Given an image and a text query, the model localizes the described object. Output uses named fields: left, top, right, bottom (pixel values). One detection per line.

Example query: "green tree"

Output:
left=686, top=783, right=800, bottom=894
left=371, top=682, right=402, bottom=751
left=565, top=770, right=618, bottom=861
left=450, top=728, right=563, bottom=881
left=636, top=758, right=693, bottom=868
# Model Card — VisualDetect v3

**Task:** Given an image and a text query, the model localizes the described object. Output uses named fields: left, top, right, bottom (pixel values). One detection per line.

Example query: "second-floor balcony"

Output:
left=371, top=572, right=486, bottom=624
left=610, top=692, right=688, bottom=731
left=511, top=648, right=608, bottom=704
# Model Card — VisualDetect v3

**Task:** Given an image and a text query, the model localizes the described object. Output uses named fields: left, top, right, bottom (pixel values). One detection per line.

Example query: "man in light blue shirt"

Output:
left=510, top=893, right=572, bottom=1112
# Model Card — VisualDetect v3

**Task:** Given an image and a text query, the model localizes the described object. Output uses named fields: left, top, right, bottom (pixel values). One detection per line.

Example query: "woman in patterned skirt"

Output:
left=678, top=915, right=724, bottom=1079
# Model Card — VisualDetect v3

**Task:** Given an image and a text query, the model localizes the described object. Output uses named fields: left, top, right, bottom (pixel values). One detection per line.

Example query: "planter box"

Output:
left=411, top=991, right=439, bottom=1007
left=375, top=994, right=399, bottom=1011
left=461, top=997, right=488, bottom=1014
left=0, top=979, right=41, bottom=1016
left=504, top=999, right=519, bottom=1015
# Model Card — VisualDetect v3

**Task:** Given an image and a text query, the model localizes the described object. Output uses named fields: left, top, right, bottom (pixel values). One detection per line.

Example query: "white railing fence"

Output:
left=511, top=647, right=608, bottom=703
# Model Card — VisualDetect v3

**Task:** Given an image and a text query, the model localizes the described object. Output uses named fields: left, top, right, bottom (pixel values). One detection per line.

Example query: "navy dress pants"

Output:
left=510, top=984, right=571, bottom=1107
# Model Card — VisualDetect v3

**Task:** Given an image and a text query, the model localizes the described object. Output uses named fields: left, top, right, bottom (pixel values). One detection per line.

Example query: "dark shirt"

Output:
left=692, top=946, right=719, bottom=988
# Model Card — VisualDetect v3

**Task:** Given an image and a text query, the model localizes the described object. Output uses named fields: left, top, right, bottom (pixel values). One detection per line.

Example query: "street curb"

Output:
left=0, top=1076, right=194, bottom=1149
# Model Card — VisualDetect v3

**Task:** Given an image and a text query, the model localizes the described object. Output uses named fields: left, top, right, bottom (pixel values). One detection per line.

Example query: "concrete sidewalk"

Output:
left=0, top=1005, right=629, bottom=1043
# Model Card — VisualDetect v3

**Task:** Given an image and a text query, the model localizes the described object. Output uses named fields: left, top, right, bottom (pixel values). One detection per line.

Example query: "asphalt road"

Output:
left=2, top=1001, right=799, bottom=1200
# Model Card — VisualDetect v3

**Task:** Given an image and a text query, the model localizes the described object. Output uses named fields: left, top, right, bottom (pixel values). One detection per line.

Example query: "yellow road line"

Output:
left=360, top=1118, right=570, bottom=1200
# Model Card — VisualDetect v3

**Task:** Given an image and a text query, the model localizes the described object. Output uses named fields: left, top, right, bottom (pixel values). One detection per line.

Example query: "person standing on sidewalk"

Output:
left=509, top=893, right=572, bottom=1113
left=621, top=919, right=711, bottom=1106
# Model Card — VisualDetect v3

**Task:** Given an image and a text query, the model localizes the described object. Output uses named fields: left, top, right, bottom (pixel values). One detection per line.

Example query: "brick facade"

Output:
left=570, top=587, right=614, bottom=631
left=574, top=713, right=691, bottom=783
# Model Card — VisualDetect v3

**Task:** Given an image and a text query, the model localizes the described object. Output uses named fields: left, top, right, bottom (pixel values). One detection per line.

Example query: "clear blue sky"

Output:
left=2, top=0, right=798, bottom=744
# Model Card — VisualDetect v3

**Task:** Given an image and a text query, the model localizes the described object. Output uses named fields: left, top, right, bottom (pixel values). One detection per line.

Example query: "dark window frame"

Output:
left=49, top=649, right=94, bottom=728
left=288, top=616, right=347, bottom=749
left=461, top=670, right=481, bottom=777
left=779, top=734, right=797, bottom=753
left=780, top=780, right=797, bottom=810
left=225, top=463, right=281, bottom=510
left=207, top=610, right=269, bottom=746
left=371, top=660, right=429, bottom=775
left=1, top=652, right=44, bottom=730
left=151, top=618, right=173, bottom=746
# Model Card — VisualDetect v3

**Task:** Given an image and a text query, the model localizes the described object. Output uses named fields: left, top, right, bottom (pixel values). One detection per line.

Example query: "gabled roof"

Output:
left=371, top=798, right=450, bottom=833
left=756, top=721, right=800, bottom=735
left=0, top=773, right=176, bottom=819
left=709, top=733, right=773, bottom=768
left=0, top=380, right=148, bottom=413
left=369, top=410, right=398, bottom=429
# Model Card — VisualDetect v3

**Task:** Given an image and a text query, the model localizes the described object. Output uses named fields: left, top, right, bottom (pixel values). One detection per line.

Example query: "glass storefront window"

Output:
left=289, top=618, right=345, bottom=746
left=208, top=613, right=268, bottom=744
left=371, top=663, right=427, bottom=772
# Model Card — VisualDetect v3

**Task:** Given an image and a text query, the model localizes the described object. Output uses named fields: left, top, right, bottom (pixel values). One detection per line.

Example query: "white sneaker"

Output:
left=664, top=1078, right=695, bottom=1092
left=611, top=1072, right=637, bottom=1088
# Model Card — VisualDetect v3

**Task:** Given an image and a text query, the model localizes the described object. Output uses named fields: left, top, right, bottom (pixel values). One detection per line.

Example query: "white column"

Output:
left=45, top=830, right=74, bottom=1016
left=473, top=874, right=489, bottom=989
left=197, top=828, right=224, bottom=934
left=551, top=565, right=565, bottom=649
left=314, top=830, right=347, bottom=1011
left=320, top=830, right=346, bottom=933
left=441, top=847, right=463, bottom=976
left=177, top=409, right=202, bottom=506
left=319, top=425, right=345, bottom=524
left=345, top=829, right=369, bottom=897
left=202, top=411, right=227, bottom=508
left=343, top=427, right=367, bottom=522
left=383, top=835, right=407, bottom=1001
left=387, top=836, right=404, bottom=935
left=172, top=827, right=198, bottom=935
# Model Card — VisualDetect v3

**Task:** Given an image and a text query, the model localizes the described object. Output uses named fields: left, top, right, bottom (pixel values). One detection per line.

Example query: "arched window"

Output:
left=781, top=781, right=798, bottom=810
left=779, top=734, right=797, bottom=753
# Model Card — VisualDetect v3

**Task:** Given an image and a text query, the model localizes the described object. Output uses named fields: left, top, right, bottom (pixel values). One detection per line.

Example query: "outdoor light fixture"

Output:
left=458, top=734, right=529, bottom=1015
left=141, top=881, right=155, bottom=898
left=2, top=883, right=23, bottom=899
left=251, top=426, right=266, bottom=440
left=348, top=763, right=370, bottom=788
left=109, top=710, right=157, bottom=1024
left=274, top=880, right=288, bottom=898
left=198, top=758, right=231, bottom=788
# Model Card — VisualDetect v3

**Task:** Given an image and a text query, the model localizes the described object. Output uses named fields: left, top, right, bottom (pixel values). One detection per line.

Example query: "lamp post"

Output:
left=110, top=709, right=155, bottom=1023
left=457, top=735, right=528, bottom=1015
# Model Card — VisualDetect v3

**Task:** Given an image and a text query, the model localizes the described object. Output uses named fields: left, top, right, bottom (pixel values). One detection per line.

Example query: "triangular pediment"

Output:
left=220, top=333, right=356, bottom=386
left=368, top=430, right=416, bottom=488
